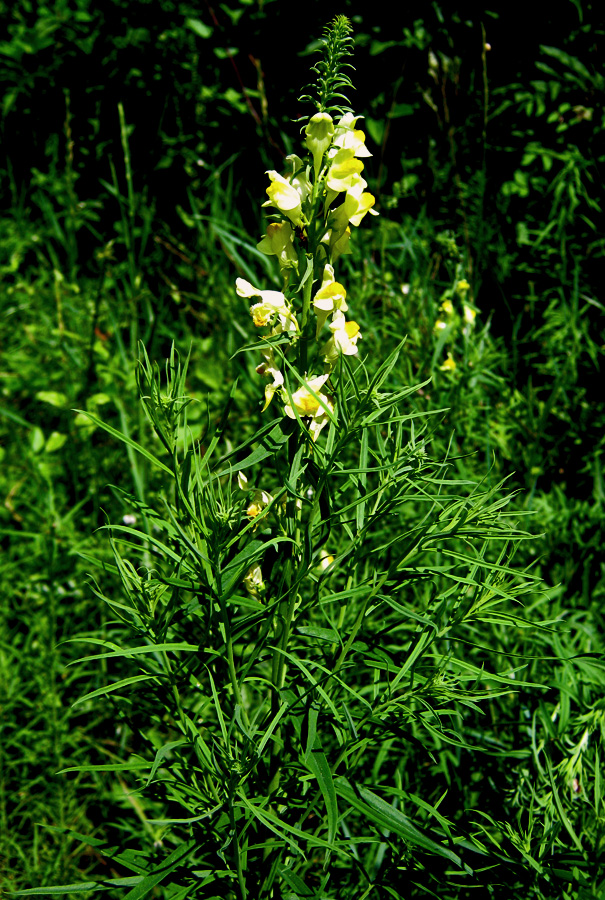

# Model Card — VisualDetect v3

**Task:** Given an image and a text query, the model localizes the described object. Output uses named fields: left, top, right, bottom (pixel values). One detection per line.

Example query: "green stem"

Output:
left=228, top=802, right=247, bottom=900
left=298, top=256, right=314, bottom=375
left=217, top=594, right=250, bottom=730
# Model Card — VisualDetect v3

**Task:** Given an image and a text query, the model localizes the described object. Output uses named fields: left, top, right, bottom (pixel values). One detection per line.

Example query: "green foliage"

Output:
left=1, top=3, right=604, bottom=898
left=300, top=15, right=355, bottom=116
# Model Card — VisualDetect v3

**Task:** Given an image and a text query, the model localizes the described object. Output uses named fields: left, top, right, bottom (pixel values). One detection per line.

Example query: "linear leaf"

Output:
left=72, top=409, right=173, bottom=475
left=72, top=674, right=161, bottom=707
left=305, top=736, right=339, bottom=845
left=334, top=777, right=464, bottom=867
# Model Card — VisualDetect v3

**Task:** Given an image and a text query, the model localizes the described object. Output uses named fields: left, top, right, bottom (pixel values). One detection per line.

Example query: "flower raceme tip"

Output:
left=235, top=99, right=375, bottom=434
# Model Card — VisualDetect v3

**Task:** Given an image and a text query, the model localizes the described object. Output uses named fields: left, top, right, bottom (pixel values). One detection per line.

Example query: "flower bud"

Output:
left=305, top=112, right=334, bottom=176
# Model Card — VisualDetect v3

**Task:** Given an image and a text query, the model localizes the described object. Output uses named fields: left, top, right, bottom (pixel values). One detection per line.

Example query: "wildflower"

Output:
left=327, top=225, right=352, bottom=262
left=439, top=352, right=457, bottom=372
left=463, top=304, right=476, bottom=325
left=285, top=154, right=313, bottom=205
left=329, top=180, right=377, bottom=239
left=235, top=278, right=296, bottom=332
left=246, top=489, right=273, bottom=521
left=439, top=298, right=454, bottom=316
left=305, top=112, right=334, bottom=176
left=284, top=373, right=334, bottom=441
left=313, top=264, right=348, bottom=337
left=433, top=319, right=448, bottom=334
left=326, top=148, right=365, bottom=194
left=263, top=172, right=303, bottom=226
left=238, top=470, right=274, bottom=525
left=315, top=549, right=335, bottom=572
left=346, top=182, right=377, bottom=226
left=243, top=564, right=265, bottom=601
left=330, top=113, right=372, bottom=158
left=257, top=222, right=298, bottom=270
left=255, top=351, right=284, bottom=411
left=321, top=310, right=362, bottom=366
left=456, top=279, right=471, bottom=294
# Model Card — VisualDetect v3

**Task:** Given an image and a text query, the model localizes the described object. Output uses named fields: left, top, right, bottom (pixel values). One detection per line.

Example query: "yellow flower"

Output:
left=285, top=154, right=312, bottom=202
left=326, top=225, right=352, bottom=262
left=257, top=222, right=298, bottom=270
left=322, top=311, right=362, bottom=366
left=331, top=113, right=372, bottom=158
left=255, top=353, right=284, bottom=411
left=238, top=472, right=274, bottom=526
left=433, top=318, right=448, bottom=334
left=312, top=264, right=348, bottom=337
left=263, top=171, right=303, bottom=226
left=439, top=298, right=454, bottom=316
left=246, top=488, right=273, bottom=520
left=235, top=278, right=296, bottom=332
left=284, top=374, right=334, bottom=441
left=463, top=304, right=477, bottom=325
left=456, top=279, right=471, bottom=294
left=439, top=352, right=457, bottom=372
left=263, top=156, right=311, bottom=226
left=243, top=564, right=265, bottom=600
left=315, top=549, right=335, bottom=572
left=329, top=180, right=377, bottom=238
left=326, top=148, right=365, bottom=193
left=305, top=112, right=334, bottom=176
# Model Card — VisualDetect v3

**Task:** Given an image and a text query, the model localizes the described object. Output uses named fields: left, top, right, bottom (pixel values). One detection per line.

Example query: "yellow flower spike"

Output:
left=439, top=352, right=457, bottom=372
left=284, top=374, right=334, bottom=441
left=257, top=222, right=298, bottom=270
left=304, top=112, right=334, bottom=177
left=439, top=298, right=454, bottom=316
left=456, top=279, right=471, bottom=294
left=312, top=264, right=348, bottom=337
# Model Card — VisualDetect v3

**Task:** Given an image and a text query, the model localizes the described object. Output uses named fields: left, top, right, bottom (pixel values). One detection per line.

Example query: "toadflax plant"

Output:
left=45, top=16, right=541, bottom=900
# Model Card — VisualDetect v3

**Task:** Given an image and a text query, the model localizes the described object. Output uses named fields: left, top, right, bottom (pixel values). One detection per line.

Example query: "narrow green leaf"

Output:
left=14, top=879, right=143, bottom=895
left=122, top=840, right=197, bottom=900
left=72, top=674, right=161, bottom=707
left=58, top=759, right=152, bottom=775
left=305, top=736, right=339, bottom=845
left=146, top=740, right=188, bottom=786
left=72, top=409, right=173, bottom=476
left=546, top=755, right=584, bottom=852
left=334, top=778, right=463, bottom=867
left=279, top=865, right=315, bottom=897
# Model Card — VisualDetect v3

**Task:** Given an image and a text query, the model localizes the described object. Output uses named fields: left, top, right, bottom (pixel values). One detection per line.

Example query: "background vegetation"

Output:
left=1, top=1, right=603, bottom=897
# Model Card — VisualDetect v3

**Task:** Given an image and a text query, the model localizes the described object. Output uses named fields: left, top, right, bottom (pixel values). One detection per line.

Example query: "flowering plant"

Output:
left=241, top=18, right=377, bottom=443
left=65, top=16, right=536, bottom=900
